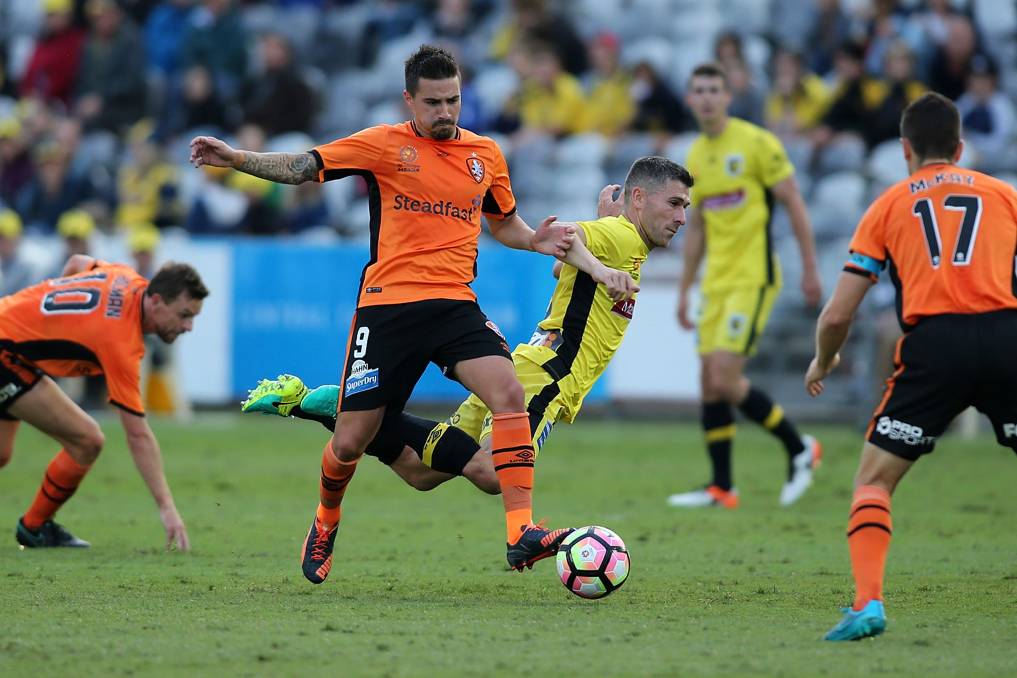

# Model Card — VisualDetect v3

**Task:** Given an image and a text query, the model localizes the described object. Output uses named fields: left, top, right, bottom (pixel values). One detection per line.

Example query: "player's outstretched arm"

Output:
left=772, top=175, right=822, bottom=307
left=487, top=212, right=575, bottom=258
left=676, top=208, right=705, bottom=330
left=189, top=135, right=317, bottom=185
left=118, top=409, right=190, bottom=551
left=805, top=272, right=872, bottom=397
left=546, top=218, right=638, bottom=301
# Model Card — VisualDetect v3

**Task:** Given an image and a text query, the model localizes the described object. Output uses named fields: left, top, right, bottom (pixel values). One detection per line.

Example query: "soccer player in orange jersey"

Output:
left=0, top=254, right=207, bottom=549
left=190, top=45, right=586, bottom=583
left=806, top=92, right=1017, bottom=640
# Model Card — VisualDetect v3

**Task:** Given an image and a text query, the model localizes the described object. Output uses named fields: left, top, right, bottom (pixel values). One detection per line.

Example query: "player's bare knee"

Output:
left=329, top=435, right=364, bottom=463
left=701, top=370, right=725, bottom=402
left=463, top=454, right=500, bottom=495
left=71, top=425, right=104, bottom=464
left=467, top=469, right=500, bottom=495
left=482, top=377, right=525, bottom=413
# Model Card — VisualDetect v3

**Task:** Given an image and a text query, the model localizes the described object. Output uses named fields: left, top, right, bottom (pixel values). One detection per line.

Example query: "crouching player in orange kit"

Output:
left=0, top=254, right=207, bottom=550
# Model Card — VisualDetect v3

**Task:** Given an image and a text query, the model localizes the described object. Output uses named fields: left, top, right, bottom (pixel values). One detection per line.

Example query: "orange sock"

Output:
left=23, top=450, right=90, bottom=530
left=847, top=485, right=893, bottom=610
left=491, top=412, right=534, bottom=544
left=318, top=443, right=357, bottom=527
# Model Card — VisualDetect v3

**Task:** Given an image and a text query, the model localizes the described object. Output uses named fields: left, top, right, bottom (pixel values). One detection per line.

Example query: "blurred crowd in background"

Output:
left=0, top=0, right=1014, bottom=286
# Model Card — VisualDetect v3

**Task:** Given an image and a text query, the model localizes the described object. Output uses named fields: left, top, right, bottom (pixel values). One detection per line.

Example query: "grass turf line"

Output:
left=0, top=416, right=1014, bottom=676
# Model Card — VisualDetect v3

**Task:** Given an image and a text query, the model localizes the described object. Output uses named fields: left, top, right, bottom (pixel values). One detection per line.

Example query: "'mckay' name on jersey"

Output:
left=312, top=121, right=517, bottom=308
left=908, top=171, right=975, bottom=193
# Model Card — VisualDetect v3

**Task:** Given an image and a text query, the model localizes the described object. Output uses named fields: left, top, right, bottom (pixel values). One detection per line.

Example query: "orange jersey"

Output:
left=311, top=121, right=517, bottom=307
left=0, top=262, right=148, bottom=414
left=848, top=163, right=1017, bottom=327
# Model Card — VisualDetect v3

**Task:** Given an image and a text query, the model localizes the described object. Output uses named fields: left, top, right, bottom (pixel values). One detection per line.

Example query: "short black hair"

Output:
left=900, top=92, right=961, bottom=161
left=405, top=44, right=459, bottom=95
left=147, top=262, right=209, bottom=302
left=688, top=62, right=728, bottom=89
left=624, top=156, right=694, bottom=201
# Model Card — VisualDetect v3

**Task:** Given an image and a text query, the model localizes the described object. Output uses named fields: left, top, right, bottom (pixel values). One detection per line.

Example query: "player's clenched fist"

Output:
left=190, top=136, right=240, bottom=169
left=594, top=266, right=639, bottom=302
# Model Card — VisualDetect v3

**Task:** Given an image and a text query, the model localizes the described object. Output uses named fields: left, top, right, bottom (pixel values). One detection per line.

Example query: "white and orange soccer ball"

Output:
left=556, top=525, right=630, bottom=599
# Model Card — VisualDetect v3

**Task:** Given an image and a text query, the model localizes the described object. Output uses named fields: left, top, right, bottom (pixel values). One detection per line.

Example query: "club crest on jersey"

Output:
left=467, top=157, right=485, bottom=183
left=345, top=359, right=379, bottom=396
left=725, top=153, right=744, bottom=177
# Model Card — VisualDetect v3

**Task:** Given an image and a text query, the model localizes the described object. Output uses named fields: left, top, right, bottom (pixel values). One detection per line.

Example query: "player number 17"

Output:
left=912, top=195, right=982, bottom=268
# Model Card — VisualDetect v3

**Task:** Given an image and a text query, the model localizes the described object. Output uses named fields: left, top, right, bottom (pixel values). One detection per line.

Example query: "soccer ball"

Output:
left=556, top=525, right=630, bottom=599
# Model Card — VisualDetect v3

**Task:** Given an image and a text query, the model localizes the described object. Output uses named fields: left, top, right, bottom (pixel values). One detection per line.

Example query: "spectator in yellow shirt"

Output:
left=115, top=120, right=180, bottom=229
left=581, top=32, right=635, bottom=137
left=765, top=48, right=831, bottom=138
left=499, top=39, right=587, bottom=137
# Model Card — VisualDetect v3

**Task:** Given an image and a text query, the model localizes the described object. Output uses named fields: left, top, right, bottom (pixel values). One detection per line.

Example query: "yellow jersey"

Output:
left=514, top=215, right=649, bottom=422
left=686, top=118, right=794, bottom=290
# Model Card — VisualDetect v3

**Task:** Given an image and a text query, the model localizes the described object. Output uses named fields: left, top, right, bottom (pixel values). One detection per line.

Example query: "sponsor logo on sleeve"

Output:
left=610, top=298, right=635, bottom=319
left=344, top=359, right=379, bottom=396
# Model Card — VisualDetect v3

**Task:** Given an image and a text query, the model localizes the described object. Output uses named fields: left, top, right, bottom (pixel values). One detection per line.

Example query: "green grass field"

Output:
left=1, top=415, right=1014, bottom=677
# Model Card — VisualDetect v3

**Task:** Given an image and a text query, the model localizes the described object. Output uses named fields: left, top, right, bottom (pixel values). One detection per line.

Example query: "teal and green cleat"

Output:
left=824, top=600, right=886, bottom=641
left=299, top=385, right=340, bottom=419
left=241, top=374, right=309, bottom=417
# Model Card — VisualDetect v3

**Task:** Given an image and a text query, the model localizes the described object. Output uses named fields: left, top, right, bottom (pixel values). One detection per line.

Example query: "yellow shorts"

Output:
left=697, top=285, right=780, bottom=356
left=447, top=352, right=561, bottom=456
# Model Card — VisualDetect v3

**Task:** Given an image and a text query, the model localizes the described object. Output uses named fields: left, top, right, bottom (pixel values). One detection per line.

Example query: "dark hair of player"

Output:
left=688, top=62, right=728, bottom=89
left=624, top=156, right=695, bottom=201
left=405, top=44, right=460, bottom=95
left=900, top=92, right=961, bottom=161
left=147, top=262, right=209, bottom=302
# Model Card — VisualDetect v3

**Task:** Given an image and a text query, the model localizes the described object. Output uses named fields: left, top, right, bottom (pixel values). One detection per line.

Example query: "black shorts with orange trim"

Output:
left=339, top=299, right=512, bottom=414
left=0, top=346, right=44, bottom=420
left=867, top=310, right=1017, bottom=460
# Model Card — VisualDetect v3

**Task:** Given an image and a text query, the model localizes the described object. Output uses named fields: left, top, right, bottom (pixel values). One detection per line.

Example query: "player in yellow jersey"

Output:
left=243, top=157, right=693, bottom=516
left=667, top=63, right=823, bottom=510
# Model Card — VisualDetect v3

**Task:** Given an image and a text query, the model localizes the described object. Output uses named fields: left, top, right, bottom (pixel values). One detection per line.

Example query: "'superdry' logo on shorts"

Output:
left=345, top=359, right=379, bottom=396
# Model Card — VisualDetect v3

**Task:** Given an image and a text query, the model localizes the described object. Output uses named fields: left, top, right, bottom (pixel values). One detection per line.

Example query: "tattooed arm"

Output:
left=189, top=135, right=318, bottom=184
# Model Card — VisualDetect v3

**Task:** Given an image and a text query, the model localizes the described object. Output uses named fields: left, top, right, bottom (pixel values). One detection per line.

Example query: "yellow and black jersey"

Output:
left=686, top=117, right=794, bottom=290
left=514, top=215, right=649, bottom=422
